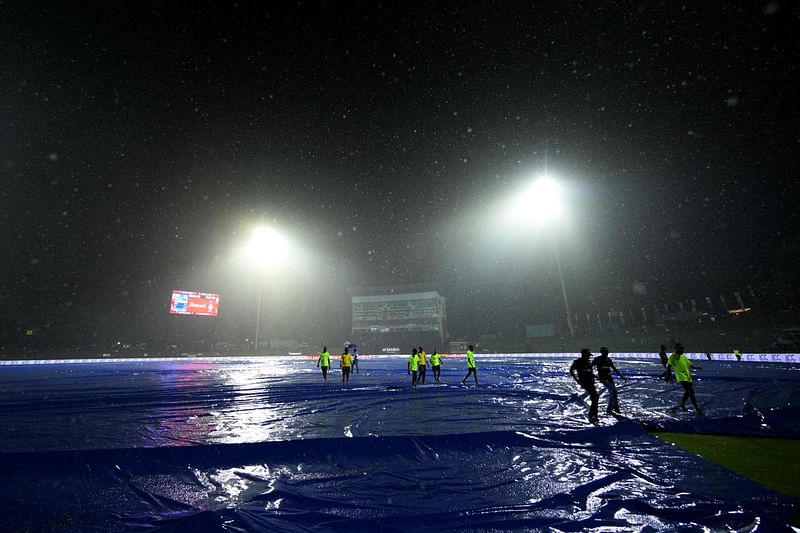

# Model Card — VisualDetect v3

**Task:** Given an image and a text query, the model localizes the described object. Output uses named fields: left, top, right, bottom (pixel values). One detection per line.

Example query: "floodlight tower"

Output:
left=515, top=175, right=575, bottom=337
left=245, top=225, right=288, bottom=354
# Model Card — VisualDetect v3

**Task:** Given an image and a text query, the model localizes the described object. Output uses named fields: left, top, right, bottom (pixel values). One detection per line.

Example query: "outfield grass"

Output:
left=653, top=432, right=800, bottom=525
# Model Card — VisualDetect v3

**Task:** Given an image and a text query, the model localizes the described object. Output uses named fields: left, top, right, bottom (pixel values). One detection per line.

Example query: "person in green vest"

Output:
left=666, top=343, right=704, bottom=415
left=316, top=346, right=331, bottom=383
left=407, top=347, right=419, bottom=389
left=340, top=347, right=353, bottom=384
left=733, top=348, right=742, bottom=362
left=461, top=345, right=478, bottom=385
left=430, top=349, right=442, bottom=383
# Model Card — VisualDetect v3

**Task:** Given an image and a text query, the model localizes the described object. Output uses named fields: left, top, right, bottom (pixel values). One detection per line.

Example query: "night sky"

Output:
left=2, top=2, right=798, bottom=349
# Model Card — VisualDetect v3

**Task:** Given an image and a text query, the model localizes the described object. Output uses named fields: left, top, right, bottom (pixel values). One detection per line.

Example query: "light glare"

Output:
left=513, top=175, right=564, bottom=222
left=245, top=226, right=288, bottom=267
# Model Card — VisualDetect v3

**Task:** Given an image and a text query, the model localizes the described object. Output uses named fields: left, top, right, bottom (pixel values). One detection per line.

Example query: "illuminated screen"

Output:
left=169, top=290, right=220, bottom=317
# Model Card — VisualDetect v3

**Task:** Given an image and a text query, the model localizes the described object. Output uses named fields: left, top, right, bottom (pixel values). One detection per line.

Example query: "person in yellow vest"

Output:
left=733, top=348, right=742, bottom=362
left=417, top=345, right=427, bottom=385
left=340, top=347, right=353, bottom=384
left=430, top=349, right=442, bottom=383
left=407, top=347, right=419, bottom=389
left=316, top=346, right=331, bottom=383
left=461, top=345, right=478, bottom=385
left=666, top=343, right=704, bottom=415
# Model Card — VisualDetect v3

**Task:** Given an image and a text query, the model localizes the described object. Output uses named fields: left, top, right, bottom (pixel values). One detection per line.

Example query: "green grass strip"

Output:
left=653, top=432, right=800, bottom=499
left=653, top=432, right=800, bottom=527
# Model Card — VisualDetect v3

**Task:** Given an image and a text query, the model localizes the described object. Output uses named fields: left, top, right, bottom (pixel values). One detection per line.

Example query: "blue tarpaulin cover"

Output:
left=0, top=355, right=798, bottom=531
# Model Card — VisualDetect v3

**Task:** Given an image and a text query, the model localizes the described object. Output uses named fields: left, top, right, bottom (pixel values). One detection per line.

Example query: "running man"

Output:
left=430, top=350, right=442, bottom=383
left=592, top=347, right=626, bottom=414
left=461, top=345, right=478, bottom=385
left=666, top=343, right=704, bottom=415
left=570, top=348, right=599, bottom=424
left=407, top=348, right=419, bottom=389
left=417, top=346, right=427, bottom=385
left=317, top=346, right=331, bottom=383
left=340, top=347, right=352, bottom=384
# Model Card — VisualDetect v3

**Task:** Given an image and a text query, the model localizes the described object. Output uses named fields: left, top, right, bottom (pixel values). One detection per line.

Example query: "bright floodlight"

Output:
left=513, top=175, right=564, bottom=222
left=245, top=225, right=288, bottom=268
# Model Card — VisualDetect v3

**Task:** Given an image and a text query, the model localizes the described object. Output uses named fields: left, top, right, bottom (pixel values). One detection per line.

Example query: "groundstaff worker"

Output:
left=430, top=350, right=442, bottom=383
left=593, top=347, right=626, bottom=414
left=417, top=346, right=427, bottom=385
left=340, top=347, right=352, bottom=384
left=461, top=345, right=478, bottom=385
left=408, top=348, right=419, bottom=389
left=570, top=348, right=599, bottom=424
left=317, top=346, right=331, bottom=383
left=666, top=344, right=704, bottom=416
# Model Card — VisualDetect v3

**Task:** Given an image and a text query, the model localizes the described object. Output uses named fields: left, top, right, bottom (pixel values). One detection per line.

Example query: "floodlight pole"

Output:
left=252, top=214, right=267, bottom=355
left=254, top=276, right=263, bottom=354
left=552, top=234, right=575, bottom=338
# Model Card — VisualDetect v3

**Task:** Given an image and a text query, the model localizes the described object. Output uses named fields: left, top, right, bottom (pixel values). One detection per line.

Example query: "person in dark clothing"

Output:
left=592, top=347, right=626, bottom=414
left=570, top=348, right=599, bottom=424
left=658, top=345, right=669, bottom=381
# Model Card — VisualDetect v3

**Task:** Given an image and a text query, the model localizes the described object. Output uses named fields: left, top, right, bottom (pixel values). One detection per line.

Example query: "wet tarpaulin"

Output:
left=0, top=355, right=797, bottom=531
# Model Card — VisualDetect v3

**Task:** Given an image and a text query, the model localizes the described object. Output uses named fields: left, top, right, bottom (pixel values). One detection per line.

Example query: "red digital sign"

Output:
left=169, top=290, right=220, bottom=317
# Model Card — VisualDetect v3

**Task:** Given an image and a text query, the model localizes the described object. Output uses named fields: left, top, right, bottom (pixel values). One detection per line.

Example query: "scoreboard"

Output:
left=169, top=290, right=220, bottom=317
